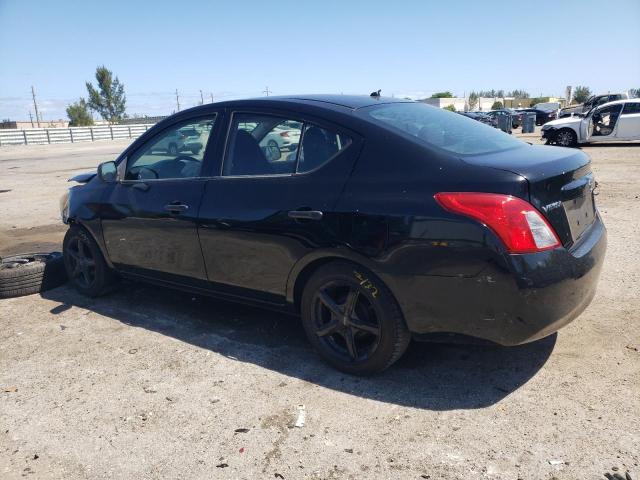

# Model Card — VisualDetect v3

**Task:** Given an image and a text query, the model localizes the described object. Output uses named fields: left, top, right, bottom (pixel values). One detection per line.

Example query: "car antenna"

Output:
left=370, top=89, right=381, bottom=98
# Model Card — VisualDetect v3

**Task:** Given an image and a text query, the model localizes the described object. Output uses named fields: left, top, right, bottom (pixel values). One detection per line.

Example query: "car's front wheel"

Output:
left=63, top=226, right=117, bottom=297
left=301, top=262, right=411, bottom=375
left=555, top=128, right=577, bottom=147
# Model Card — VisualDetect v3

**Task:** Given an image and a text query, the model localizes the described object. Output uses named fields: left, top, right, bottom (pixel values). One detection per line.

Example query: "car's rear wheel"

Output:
left=301, top=262, right=411, bottom=375
left=555, top=128, right=577, bottom=147
left=63, top=226, right=116, bottom=297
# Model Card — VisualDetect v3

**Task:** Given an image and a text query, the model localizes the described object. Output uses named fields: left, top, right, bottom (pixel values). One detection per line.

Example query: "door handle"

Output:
left=164, top=203, right=189, bottom=213
left=288, top=210, right=323, bottom=221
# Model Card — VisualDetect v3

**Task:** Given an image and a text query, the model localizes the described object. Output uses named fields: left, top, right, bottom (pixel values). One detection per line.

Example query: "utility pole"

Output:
left=175, top=89, right=181, bottom=112
left=210, top=92, right=214, bottom=103
left=200, top=90, right=204, bottom=105
left=29, top=111, right=34, bottom=128
left=263, top=86, right=271, bottom=96
left=31, top=86, right=41, bottom=127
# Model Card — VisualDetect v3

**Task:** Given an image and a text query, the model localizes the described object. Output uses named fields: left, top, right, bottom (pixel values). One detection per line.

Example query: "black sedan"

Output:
left=519, top=108, right=557, bottom=125
left=486, top=108, right=523, bottom=128
left=459, top=111, right=496, bottom=126
left=61, top=95, right=606, bottom=374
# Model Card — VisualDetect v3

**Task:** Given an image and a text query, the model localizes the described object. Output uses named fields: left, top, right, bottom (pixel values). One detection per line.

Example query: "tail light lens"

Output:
left=434, top=192, right=561, bottom=253
left=279, top=131, right=290, bottom=137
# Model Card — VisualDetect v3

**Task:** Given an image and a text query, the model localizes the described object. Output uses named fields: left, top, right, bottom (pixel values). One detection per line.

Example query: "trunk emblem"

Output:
left=541, top=201, right=562, bottom=213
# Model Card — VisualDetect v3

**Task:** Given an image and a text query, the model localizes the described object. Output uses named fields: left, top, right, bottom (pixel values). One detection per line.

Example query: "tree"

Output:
left=443, top=104, right=457, bottom=112
left=573, top=85, right=591, bottom=104
left=66, top=98, right=94, bottom=126
left=431, top=91, right=454, bottom=98
left=508, top=89, right=529, bottom=98
left=86, top=65, right=126, bottom=122
left=528, top=97, right=546, bottom=107
left=491, top=101, right=503, bottom=110
left=467, top=91, right=479, bottom=111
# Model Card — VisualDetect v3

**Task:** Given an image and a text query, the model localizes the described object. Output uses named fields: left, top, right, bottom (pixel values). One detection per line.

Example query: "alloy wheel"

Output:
left=556, top=130, right=574, bottom=147
left=65, top=237, right=96, bottom=288
left=311, top=281, right=381, bottom=362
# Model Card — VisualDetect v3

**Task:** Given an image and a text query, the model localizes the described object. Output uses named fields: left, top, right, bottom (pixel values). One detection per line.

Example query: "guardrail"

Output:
left=0, top=124, right=155, bottom=147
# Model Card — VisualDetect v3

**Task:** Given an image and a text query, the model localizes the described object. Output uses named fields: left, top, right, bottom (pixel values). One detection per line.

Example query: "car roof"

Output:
left=182, top=94, right=412, bottom=114
left=250, top=94, right=412, bottom=110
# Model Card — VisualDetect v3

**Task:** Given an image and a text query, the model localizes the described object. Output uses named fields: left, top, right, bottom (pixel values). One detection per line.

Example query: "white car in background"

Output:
left=259, top=121, right=302, bottom=151
left=541, top=99, right=640, bottom=147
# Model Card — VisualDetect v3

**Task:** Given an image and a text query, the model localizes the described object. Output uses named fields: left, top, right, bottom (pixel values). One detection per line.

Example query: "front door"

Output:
left=586, top=104, right=623, bottom=142
left=197, top=110, right=361, bottom=302
left=101, top=115, right=218, bottom=283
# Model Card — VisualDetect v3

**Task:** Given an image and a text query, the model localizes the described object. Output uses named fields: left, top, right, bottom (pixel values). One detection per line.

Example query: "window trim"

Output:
left=219, top=110, right=353, bottom=179
left=120, top=113, right=218, bottom=183
left=621, top=102, right=640, bottom=115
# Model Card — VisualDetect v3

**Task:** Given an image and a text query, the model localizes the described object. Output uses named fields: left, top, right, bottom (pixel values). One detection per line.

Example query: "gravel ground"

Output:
left=0, top=133, right=639, bottom=479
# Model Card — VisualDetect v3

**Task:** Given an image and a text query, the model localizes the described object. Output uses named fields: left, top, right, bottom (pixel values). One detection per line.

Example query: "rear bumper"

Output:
left=393, top=215, right=607, bottom=345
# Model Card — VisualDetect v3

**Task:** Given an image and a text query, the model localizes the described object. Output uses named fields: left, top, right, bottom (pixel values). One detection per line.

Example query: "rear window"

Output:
left=362, top=102, right=523, bottom=155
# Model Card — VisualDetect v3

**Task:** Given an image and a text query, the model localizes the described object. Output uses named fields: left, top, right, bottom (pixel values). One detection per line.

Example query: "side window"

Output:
left=125, top=116, right=215, bottom=180
left=622, top=103, right=640, bottom=115
left=297, top=125, right=351, bottom=173
left=223, top=114, right=302, bottom=176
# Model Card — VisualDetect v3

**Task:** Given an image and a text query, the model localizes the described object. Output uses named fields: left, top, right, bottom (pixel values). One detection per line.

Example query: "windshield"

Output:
left=362, top=102, right=524, bottom=155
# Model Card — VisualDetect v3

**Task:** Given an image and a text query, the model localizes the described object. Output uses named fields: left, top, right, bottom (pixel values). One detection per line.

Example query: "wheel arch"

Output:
left=286, top=249, right=386, bottom=313
left=65, top=218, right=115, bottom=269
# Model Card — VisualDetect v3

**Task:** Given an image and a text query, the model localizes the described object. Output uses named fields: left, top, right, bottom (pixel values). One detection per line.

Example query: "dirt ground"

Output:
left=0, top=134, right=639, bottom=480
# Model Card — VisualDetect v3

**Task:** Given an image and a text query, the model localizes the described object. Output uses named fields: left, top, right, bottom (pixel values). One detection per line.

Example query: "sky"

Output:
left=1, top=0, right=639, bottom=120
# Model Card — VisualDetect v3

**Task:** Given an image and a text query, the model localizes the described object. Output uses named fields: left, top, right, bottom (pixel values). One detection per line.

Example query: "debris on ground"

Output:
left=216, top=463, right=228, bottom=468
left=294, top=404, right=306, bottom=428
left=3, top=386, right=18, bottom=393
left=234, top=428, right=250, bottom=433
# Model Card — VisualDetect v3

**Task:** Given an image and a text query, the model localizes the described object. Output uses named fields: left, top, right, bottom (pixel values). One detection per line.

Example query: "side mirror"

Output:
left=97, top=161, right=118, bottom=182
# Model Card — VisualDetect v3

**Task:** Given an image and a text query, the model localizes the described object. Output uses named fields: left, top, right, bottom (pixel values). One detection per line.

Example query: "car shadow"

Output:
left=580, top=142, right=640, bottom=148
left=41, top=281, right=556, bottom=411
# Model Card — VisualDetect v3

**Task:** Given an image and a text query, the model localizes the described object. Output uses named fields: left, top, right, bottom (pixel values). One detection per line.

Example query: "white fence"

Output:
left=0, top=124, right=155, bottom=147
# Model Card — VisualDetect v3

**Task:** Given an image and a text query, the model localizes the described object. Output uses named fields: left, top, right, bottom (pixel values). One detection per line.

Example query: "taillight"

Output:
left=434, top=192, right=561, bottom=253
left=279, top=131, right=289, bottom=138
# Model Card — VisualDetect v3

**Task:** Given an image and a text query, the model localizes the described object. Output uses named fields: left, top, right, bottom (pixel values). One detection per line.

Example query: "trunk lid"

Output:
left=461, top=144, right=596, bottom=247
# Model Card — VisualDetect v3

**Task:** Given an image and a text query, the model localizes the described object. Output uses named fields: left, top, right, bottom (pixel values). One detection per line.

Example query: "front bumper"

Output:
left=541, top=127, right=556, bottom=141
left=393, top=215, right=607, bottom=345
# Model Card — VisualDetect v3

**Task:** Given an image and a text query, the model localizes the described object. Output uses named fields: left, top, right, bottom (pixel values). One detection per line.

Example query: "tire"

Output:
left=168, top=143, right=178, bottom=156
left=555, top=128, right=577, bottom=147
left=300, top=261, right=411, bottom=375
left=268, top=139, right=279, bottom=150
left=63, top=226, right=117, bottom=297
left=0, top=252, right=67, bottom=298
left=190, top=146, right=201, bottom=155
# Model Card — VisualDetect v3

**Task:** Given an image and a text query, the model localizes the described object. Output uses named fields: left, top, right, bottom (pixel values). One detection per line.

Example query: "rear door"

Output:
left=197, top=109, right=362, bottom=302
left=101, top=114, right=219, bottom=283
left=616, top=102, right=640, bottom=140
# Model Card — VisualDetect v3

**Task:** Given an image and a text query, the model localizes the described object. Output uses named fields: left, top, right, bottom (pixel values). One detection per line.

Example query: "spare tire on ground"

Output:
left=0, top=252, right=67, bottom=299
